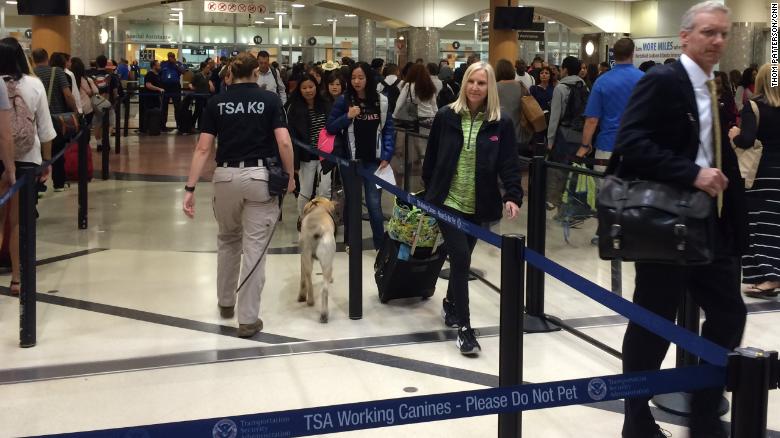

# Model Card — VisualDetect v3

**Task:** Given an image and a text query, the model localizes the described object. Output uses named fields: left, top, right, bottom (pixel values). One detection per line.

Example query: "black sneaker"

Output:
left=442, top=299, right=458, bottom=328
left=456, top=326, right=481, bottom=356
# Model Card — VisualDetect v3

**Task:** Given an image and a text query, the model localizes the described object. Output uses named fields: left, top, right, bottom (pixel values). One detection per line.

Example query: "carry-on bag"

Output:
left=374, top=232, right=446, bottom=303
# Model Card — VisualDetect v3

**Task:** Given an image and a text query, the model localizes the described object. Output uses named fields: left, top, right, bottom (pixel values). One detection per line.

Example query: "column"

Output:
left=32, top=15, right=70, bottom=54
left=488, top=0, right=518, bottom=66
left=721, top=0, right=771, bottom=71
left=70, top=16, right=103, bottom=61
left=402, top=27, right=439, bottom=64
left=358, top=16, right=376, bottom=62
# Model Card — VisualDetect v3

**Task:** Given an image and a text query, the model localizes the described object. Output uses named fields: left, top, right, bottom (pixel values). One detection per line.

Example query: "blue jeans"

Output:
left=344, top=162, right=385, bottom=249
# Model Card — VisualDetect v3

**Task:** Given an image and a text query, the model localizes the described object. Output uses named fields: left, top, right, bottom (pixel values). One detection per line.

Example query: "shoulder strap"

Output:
left=391, top=78, right=401, bottom=87
left=748, top=99, right=760, bottom=130
left=47, top=66, right=56, bottom=104
left=271, top=68, right=280, bottom=89
left=380, top=79, right=389, bottom=87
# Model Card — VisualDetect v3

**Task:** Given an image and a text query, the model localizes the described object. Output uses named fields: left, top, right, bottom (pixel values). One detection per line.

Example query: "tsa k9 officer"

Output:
left=183, top=53, right=295, bottom=338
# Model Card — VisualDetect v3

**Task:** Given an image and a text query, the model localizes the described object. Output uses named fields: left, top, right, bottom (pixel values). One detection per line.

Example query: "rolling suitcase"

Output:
left=374, top=233, right=446, bottom=303
left=176, top=96, right=194, bottom=134
left=145, top=105, right=162, bottom=136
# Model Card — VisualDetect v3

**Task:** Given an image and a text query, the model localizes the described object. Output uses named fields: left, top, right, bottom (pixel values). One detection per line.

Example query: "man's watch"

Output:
left=184, top=185, right=195, bottom=193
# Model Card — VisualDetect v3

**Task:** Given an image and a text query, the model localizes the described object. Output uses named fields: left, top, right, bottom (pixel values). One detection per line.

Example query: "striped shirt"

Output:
left=444, top=110, right=483, bottom=214
left=308, top=108, right=326, bottom=148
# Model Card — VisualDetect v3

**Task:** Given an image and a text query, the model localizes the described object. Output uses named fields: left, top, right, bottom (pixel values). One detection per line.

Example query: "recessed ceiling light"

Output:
left=6, top=1, right=18, bottom=4
left=326, top=18, right=336, bottom=22
left=169, top=13, right=180, bottom=16
left=264, top=16, right=274, bottom=20
left=254, top=20, right=264, bottom=24
left=344, top=13, right=356, bottom=17
left=455, top=23, right=465, bottom=26
left=168, top=18, right=178, bottom=21
left=170, top=7, right=183, bottom=11
left=108, top=16, right=115, bottom=19
left=275, top=11, right=287, bottom=15
left=312, top=23, right=322, bottom=26
left=548, top=20, right=556, bottom=24
left=473, top=18, right=480, bottom=22
left=291, top=3, right=305, bottom=7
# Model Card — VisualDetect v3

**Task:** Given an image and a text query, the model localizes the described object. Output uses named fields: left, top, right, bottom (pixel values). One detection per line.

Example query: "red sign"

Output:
left=207, top=1, right=217, bottom=11
left=247, top=4, right=257, bottom=13
left=238, top=3, right=246, bottom=12
left=218, top=2, right=226, bottom=11
left=228, top=3, right=237, bottom=12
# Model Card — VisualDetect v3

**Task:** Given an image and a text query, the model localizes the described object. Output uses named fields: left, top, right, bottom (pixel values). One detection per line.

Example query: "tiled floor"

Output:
left=0, top=128, right=778, bottom=437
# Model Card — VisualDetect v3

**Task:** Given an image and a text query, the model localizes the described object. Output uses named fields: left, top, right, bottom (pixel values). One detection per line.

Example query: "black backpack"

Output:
left=560, top=82, right=589, bottom=132
left=437, top=81, right=458, bottom=108
left=380, top=78, right=402, bottom=114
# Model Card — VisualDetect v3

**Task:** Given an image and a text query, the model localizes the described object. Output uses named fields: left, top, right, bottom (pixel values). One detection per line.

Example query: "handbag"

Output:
left=394, top=84, right=418, bottom=130
left=317, top=127, right=335, bottom=157
left=520, top=95, right=547, bottom=133
left=90, top=93, right=112, bottom=112
left=730, top=99, right=763, bottom=189
left=48, top=67, right=80, bottom=139
left=596, top=175, right=714, bottom=265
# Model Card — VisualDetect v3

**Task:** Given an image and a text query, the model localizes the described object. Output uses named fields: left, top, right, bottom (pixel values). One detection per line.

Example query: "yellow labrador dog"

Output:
left=299, top=197, right=337, bottom=323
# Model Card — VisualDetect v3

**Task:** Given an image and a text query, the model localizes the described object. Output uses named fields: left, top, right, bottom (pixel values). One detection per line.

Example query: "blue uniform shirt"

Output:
left=583, top=63, right=644, bottom=152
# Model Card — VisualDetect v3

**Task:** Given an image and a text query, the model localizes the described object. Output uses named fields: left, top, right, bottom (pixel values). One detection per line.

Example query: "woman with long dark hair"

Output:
left=326, top=62, right=395, bottom=249
left=286, top=73, right=332, bottom=216
left=735, top=67, right=756, bottom=111
left=392, top=63, right=438, bottom=131
left=0, top=38, right=56, bottom=296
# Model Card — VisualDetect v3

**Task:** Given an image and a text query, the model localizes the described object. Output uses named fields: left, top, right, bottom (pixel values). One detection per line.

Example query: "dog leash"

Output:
left=234, top=198, right=282, bottom=294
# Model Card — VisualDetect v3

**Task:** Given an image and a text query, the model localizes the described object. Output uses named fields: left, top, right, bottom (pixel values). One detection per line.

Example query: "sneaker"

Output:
left=441, top=299, right=458, bottom=328
left=456, top=326, right=481, bottom=356
left=237, top=319, right=263, bottom=338
left=219, top=305, right=234, bottom=319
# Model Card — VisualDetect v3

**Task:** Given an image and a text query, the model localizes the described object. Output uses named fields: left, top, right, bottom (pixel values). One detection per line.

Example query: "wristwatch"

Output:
left=184, top=185, right=195, bottom=192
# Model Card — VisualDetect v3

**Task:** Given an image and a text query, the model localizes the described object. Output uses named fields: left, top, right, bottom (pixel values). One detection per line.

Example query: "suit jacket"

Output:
left=610, top=61, right=747, bottom=255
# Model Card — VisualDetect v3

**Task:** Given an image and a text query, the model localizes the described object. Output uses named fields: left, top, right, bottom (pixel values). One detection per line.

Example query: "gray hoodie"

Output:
left=547, top=74, right=587, bottom=146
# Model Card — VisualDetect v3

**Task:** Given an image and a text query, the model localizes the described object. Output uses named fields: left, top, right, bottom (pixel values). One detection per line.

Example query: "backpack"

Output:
left=380, top=78, right=401, bottom=114
left=560, top=81, right=589, bottom=132
left=92, top=71, right=111, bottom=95
left=4, top=78, right=37, bottom=160
left=437, top=82, right=457, bottom=108
left=160, top=61, right=182, bottom=84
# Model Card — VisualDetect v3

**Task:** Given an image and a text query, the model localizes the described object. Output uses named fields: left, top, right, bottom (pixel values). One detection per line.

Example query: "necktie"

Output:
left=706, top=79, right=723, bottom=216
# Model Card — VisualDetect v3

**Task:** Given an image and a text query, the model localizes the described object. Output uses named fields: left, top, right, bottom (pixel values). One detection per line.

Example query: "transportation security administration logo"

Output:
left=213, top=419, right=238, bottom=438
left=587, top=378, right=607, bottom=401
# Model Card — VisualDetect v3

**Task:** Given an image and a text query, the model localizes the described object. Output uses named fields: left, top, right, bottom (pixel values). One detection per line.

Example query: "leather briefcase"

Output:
left=596, top=175, right=714, bottom=265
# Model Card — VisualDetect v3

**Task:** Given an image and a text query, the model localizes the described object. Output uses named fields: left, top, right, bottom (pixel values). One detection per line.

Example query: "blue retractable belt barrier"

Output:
left=523, top=249, right=731, bottom=367
left=293, top=138, right=730, bottom=366
left=294, top=139, right=501, bottom=247
left=45, top=365, right=725, bottom=437
left=0, top=173, right=29, bottom=208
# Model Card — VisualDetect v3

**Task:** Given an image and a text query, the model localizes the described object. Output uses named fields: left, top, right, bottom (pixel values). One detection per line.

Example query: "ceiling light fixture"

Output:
left=455, top=23, right=465, bottom=26
left=254, top=20, right=264, bottom=24
left=275, top=11, right=287, bottom=15
left=108, top=16, right=115, bottom=19
left=312, top=23, right=322, bottom=26
left=473, top=18, right=480, bottom=22
left=169, top=13, right=180, bottom=16
left=547, top=20, right=556, bottom=24
left=326, top=18, right=336, bottom=22
left=6, top=1, right=18, bottom=4
left=171, top=7, right=184, bottom=11
left=344, top=13, right=356, bottom=17
left=168, top=18, right=178, bottom=21
left=264, top=16, right=274, bottom=20
left=291, top=3, right=305, bottom=7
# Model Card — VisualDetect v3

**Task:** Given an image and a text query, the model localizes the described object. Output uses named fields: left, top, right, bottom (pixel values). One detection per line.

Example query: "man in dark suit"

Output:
left=611, top=2, right=746, bottom=437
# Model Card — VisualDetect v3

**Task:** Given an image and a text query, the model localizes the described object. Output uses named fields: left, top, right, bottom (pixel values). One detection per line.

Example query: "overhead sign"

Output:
left=24, top=29, right=32, bottom=39
left=517, top=32, right=544, bottom=42
left=139, top=49, right=156, bottom=61
left=452, top=41, right=460, bottom=49
left=633, top=37, right=682, bottom=66
left=253, top=35, right=263, bottom=44
left=204, top=1, right=267, bottom=15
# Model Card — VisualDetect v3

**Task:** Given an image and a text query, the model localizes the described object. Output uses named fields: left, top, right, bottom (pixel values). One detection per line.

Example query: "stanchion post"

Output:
left=101, top=108, right=110, bottom=180
left=403, top=130, right=410, bottom=191
left=524, top=156, right=558, bottom=333
left=18, top=167, right=37, bottom=348
left=610, top=260, right=622, bottom=296
left=114, top=101, right=121, bottom=154
left=728, top=348, right=777, bottom=437
left=123, top=93, right=131, bottom=137
left=498, top=234, right=526, bottom=438
left=347, top=159, right=363, bottom=320
left=77, top=126, right=88, bottom=229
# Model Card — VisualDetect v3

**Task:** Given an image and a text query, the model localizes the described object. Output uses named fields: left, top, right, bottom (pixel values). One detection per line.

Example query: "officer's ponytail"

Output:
left=230, top=53, right=260, bottom=80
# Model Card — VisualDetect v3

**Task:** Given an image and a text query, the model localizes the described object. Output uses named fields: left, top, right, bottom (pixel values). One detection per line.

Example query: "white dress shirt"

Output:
left=680, top=54, right=714, bottom=169
left=256, top=68, right=286, bottom=105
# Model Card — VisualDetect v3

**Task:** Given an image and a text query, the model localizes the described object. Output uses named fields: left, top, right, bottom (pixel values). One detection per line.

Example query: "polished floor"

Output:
left=0, top=125, right=778, bottom=438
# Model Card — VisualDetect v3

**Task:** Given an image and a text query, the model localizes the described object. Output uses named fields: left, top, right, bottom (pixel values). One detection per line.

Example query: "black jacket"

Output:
left=285, top=96, right=331, bottom=168
left=422, top=106, right=524, bottom=223
left=610, top=61, right=747, bottom=255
